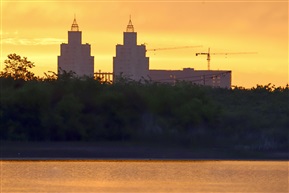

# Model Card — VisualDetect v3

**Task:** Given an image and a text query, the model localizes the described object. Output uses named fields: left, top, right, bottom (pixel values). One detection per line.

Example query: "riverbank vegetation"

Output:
left=1, top=54, right=288, bottom=152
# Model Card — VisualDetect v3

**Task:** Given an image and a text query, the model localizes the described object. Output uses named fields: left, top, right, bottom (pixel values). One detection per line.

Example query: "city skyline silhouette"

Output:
left=1, top=1, right=287, bottom=87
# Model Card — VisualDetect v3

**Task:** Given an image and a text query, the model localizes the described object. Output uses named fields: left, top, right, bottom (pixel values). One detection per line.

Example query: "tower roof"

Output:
left=126, top=16, right=134, bottom=32
left=71, top=16, right=79, bottom=31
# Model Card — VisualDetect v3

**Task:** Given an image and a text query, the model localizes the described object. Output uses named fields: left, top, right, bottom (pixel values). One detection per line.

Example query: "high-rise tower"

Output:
left=58, top=17, right=94, bottom=77
left=113, top=17, right=149, bottom=81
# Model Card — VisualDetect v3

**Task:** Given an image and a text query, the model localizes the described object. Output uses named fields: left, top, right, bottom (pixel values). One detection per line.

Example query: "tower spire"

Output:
left=126, top=15, right=134, bottom=32
left=71, top=15, right=79, bottom=31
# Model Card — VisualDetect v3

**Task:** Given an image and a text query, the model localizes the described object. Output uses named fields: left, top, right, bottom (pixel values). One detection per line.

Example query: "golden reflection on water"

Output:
left=1, top=160, right=288, bottom=193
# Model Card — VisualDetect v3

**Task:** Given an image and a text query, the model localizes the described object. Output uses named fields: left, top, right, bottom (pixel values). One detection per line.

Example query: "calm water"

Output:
left=1, top=160, right=288, bottom=193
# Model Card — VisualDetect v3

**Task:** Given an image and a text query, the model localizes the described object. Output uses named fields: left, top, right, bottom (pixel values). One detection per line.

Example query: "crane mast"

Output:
left=196, top=48, right=257, bottom=70
left=196, top=48, right=212, bottom=70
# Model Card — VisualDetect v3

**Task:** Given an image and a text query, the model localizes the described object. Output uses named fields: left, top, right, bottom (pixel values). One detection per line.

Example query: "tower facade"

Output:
left=113, top=18, right=149, bottom=81
left=58, top=18, right=94, bottom=77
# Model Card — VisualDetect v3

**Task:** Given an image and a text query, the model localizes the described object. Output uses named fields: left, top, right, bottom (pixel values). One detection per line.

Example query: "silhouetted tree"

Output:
left=43, top=71, right=58, bottom=81
left=58, top=68, right=77, bottom=80
left=1, top=53, right=35, bottom=80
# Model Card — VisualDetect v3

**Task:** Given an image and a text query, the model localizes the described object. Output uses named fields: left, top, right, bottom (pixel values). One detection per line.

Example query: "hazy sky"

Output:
left=1, top=0, right=288, bottom=87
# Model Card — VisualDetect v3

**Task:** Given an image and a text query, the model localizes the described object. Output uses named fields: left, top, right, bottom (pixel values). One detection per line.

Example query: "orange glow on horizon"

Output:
left=1, top=1, right=288, bottom=88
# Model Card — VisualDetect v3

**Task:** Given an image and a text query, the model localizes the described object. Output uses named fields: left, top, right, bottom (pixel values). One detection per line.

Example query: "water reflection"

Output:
left=1, top=161, right=288, bottom=193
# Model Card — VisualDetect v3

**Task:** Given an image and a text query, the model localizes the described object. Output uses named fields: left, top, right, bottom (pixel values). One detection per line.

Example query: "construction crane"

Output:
left=146, top=45, right=202, bottom=52
left=196, top=48, right=257, bottom=70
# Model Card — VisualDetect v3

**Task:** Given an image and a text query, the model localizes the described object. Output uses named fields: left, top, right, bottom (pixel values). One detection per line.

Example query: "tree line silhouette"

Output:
left=1, top=54, right=288, bottom=151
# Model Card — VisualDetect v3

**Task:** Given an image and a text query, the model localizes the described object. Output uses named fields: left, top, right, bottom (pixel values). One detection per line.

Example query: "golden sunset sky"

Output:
left=1, top=0, right=288, bottom=87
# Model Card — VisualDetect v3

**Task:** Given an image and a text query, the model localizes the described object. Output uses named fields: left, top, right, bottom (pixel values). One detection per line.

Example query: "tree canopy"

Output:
left=0, top=53, right=288, bottom=151
left=1, top=53, right=35, bottom=80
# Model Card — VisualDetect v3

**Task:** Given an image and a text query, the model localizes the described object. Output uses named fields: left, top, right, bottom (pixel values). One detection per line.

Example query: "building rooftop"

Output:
left=71, top=16, right=79, bottom=31
left=126, top=15, right=134, bottom=32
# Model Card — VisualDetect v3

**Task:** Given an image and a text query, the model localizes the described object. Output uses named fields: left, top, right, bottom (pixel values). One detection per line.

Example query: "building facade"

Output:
left=149, top=68, right=231, bottom=88
left=58, top=18, right=94, bottom=77
left=113, top=18, right=149, bottom=81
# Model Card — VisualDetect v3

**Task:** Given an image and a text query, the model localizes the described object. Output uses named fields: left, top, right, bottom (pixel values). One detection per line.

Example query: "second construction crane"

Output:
left=196, top=48, right=257, bottom=70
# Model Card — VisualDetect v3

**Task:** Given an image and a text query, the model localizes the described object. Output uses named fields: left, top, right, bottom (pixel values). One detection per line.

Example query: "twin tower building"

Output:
left=58, top=17, right=232, bottom=88
left=58, top=17, right=149, bottom=80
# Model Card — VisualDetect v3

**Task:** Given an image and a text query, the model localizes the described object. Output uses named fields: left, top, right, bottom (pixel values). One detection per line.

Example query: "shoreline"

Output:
left=1, top=141, right=288, bottom=161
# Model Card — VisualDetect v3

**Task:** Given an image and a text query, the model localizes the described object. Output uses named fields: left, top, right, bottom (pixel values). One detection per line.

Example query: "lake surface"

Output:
left=1, top=160, right=288, bottom=193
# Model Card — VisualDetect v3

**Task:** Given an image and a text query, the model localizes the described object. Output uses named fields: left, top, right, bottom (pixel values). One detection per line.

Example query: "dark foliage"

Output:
left=0, top=54, right=36, bottom=81
left=0, top=76, right=288, bottom=151
left=0, top=54, right=288, bottom=150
